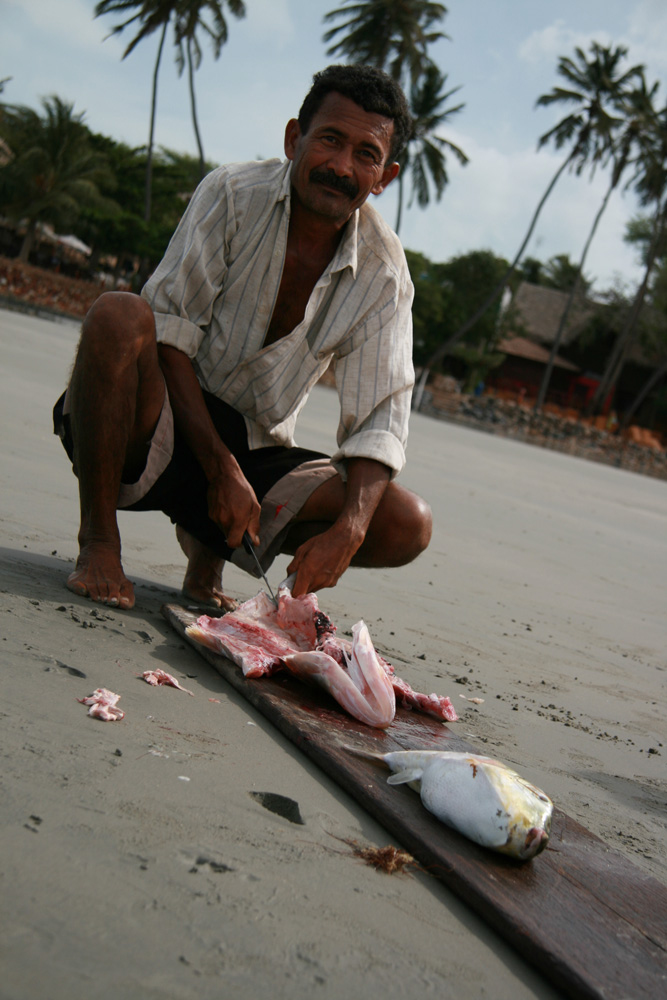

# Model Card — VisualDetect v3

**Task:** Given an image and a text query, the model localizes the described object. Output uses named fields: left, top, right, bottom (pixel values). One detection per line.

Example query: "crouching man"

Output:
left=54, top=64, right=432, bottom=609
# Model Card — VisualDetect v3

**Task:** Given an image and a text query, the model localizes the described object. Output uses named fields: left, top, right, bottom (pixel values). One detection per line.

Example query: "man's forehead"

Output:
left=308, top=92, right=395, bottom=150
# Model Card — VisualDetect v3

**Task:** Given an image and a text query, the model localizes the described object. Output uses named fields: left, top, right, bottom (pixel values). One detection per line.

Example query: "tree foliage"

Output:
left=0, top=96, right=115, bottom=260
left=323, top=0, right=448, bottom=85
left=322, top=1, right=466, bottom=233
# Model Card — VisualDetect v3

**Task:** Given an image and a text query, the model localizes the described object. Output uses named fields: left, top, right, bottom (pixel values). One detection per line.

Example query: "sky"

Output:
left=2, top=0, right=667, bottom=293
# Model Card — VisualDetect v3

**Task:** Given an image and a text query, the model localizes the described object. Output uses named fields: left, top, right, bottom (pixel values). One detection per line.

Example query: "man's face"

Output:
left=284, top=92, right=400, bottom=225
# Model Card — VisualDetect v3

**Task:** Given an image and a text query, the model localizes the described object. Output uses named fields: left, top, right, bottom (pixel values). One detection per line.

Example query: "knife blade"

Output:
left=242, top=532, right=278, bottom=606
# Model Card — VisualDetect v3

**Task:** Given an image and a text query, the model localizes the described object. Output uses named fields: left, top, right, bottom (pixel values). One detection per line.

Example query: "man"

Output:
left=53, top=64, right=432, bottom=610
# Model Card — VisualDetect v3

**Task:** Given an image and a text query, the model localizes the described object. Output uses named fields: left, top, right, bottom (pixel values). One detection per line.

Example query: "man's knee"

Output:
left=377, top=485, right=432, bottom=565
left=81, top=291, right=155, bottom=357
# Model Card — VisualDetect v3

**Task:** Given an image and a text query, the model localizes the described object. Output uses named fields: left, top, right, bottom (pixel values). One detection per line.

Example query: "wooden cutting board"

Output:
left=163, top=603, right=667, bottom=1000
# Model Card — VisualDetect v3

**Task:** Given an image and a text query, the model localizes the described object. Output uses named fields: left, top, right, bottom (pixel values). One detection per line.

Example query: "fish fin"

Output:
left=387, top=767, right=423, bottom=786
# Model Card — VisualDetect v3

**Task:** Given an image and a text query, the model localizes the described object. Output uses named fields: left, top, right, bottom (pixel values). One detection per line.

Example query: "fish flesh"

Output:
left=284, top=621, right=396, bottom=729
left=77, top=687, right=125, bottom=721
left=186, top=582, right=457, bottom=726
left=141, top=669, right=194, bottom=696
left=348, top=748, right=553, bottom=860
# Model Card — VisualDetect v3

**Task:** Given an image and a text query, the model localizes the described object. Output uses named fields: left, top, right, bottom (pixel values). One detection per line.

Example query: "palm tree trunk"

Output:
left=144, top=20, right=168, bottom=224
left=19, top=219, right=37, bottom=262
left=412, top=152, right=572, bottom=411
left=620, top=357, right=667, bottom=430
left=186, top=38, right=205, bottom=182
left=534, top=173, right=618, bottom=413
left=395, top=173, right=404, bottom=234
left=585, top=204, right=667, bottom=416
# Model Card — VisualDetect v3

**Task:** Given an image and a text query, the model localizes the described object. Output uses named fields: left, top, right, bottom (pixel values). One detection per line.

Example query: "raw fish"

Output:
left=141, top=669, right=194, bottom=696
left=186, top=583, right=457, bottom=726
left=284, top=621, right=396, bottom=728
left=348, top=748, right=553, bottom=860
left=77, top=687, right=124, bottom=721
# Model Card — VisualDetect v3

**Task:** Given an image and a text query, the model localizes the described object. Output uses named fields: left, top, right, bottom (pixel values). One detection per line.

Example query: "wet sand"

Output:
left=1, top=308, right=665, bottom=999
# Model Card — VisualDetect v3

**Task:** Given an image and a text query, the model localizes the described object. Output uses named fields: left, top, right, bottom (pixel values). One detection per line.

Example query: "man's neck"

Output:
left=288, top=188, right=350, bottom=261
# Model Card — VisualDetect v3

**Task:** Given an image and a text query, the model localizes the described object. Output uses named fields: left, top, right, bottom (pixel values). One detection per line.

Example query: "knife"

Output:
left=242, top=532, right=278, bottom=606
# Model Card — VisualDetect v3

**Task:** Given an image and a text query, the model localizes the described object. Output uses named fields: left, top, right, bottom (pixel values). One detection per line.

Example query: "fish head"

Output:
left=517, top=823, right=550, bottom=859
left=498, top=805, right=552, bottom=860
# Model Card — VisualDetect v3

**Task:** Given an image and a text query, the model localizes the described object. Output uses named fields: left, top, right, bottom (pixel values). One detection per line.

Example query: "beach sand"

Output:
left=1, top=308, right=665, bottom=999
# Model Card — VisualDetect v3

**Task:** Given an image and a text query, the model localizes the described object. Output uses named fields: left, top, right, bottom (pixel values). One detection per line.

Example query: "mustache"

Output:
left=309, top=169, right=359, bottom=199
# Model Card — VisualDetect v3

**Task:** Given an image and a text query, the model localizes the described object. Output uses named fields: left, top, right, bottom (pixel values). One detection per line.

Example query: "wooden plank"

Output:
left=163, top=603, right=667, bottom=1000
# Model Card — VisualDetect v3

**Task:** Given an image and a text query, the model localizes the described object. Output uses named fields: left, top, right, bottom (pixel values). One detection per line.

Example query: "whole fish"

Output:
left=347, top=748, right=553, bottom=860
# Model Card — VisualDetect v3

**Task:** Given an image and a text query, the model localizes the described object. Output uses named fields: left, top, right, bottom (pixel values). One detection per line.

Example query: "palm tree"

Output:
left=322, top=1, right=464, bottom=233
left=323, top=0, right=448, bottom=86
left=534, top=72, right=658, bottom=413
left=95, top=1, right=179, bottom=223
left=0, top=97, right=114, bottom=260
left=395, top=63, right=467, bottom=233
left=413, top=42, right=644, bottom=410
left=173, top=0, right=246, bottom=182
left=587, top=101, right=667, bottom=417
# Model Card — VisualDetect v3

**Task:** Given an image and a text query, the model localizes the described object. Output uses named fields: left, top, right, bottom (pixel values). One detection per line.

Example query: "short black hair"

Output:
left=297, top=64, right=412, bottom=162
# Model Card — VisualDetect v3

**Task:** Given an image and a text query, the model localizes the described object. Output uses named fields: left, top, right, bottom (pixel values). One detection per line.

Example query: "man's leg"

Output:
left=283, top=475, right=432, bottom=565
left=66, top=292, right=165, bottom=608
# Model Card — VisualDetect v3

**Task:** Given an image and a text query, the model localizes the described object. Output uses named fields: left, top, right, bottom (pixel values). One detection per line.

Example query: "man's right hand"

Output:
left=206, top=466, right=261, bottom=551
left=158, top=344, right=262, bottom=551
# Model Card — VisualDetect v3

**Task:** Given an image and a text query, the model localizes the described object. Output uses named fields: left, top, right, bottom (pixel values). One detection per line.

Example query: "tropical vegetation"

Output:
left=323, top=0, right=467, bottom=234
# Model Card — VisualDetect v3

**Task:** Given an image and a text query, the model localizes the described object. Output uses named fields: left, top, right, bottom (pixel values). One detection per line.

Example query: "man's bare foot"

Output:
left=176, top=525, right=237, bottom=611
left=66, top=544, right=135, bottom=609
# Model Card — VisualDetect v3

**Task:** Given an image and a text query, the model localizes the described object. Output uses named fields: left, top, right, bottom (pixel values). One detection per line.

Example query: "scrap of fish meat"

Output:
left=350, top=748, right=552, bottom=860
left=141, top=669, right=194, bottom=696
left=77, top=687, right=125, bottom=721
left=284, top=620, right=396, bottom=728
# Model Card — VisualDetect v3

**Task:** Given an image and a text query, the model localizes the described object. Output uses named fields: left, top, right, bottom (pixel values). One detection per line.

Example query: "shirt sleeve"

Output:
left=141, top=167, right=235, bottom=358
left=331, top=267, right=414, bottom=479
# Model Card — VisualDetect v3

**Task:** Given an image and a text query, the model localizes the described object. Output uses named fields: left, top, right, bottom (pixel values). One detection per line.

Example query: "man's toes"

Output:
left=66, top=574, right=89, bottom=597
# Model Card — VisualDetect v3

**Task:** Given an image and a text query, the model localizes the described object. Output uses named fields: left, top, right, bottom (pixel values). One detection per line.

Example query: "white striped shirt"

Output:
left=142, top=158, right=414, bottom=476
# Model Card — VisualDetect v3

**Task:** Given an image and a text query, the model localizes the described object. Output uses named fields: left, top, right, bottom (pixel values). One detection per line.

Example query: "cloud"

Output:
left=518, top=20, right=611, bottom=65
left=377, top=130, right=644, bottom=292
left=518, top=5, right=667, bottom=81
left=625, top=0, right=667, bottom=77
left=5, top=0, right=113, bottom=52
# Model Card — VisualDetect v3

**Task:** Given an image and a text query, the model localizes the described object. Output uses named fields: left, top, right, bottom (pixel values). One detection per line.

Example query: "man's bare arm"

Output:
left=287, top=457, right=392, bottom=596
left=157, top=344, right=261, bottom=548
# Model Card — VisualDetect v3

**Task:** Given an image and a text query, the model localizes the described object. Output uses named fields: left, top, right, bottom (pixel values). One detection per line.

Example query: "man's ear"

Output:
left=284, top=118, right=301, bottom=161
left=372, top=160, right=400, bottom=196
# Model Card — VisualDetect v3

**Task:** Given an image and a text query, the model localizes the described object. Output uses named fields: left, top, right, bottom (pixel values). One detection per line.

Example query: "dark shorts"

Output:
left=53, top=388, right=337, bottom=572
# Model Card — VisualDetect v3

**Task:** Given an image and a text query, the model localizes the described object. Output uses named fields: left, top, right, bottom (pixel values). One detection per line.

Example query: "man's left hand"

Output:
left=286, top=522, right=362, bottom=596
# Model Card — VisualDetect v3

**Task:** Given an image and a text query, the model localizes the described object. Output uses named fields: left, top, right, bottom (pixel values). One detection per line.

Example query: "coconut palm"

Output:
left=413, top=42, right=645, bottom=410
left=323, top=0, right=448, bottom=86
left=322, top=1, right=464, bottom=234
left=394, top=63, right=467, bottom=233
left=587, top=101, right=667, bottom=417
left=95, top=1, right=180, bottom=223
left=0, top=96, right=114, bottom=260
left=173, top=0, right=246, bottom=182
left=534, top=72, right=659, bottom=412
